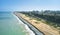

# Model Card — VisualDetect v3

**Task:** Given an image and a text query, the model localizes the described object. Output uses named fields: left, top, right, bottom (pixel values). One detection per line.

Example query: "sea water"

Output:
left=0, top=12, right=35, bottom=35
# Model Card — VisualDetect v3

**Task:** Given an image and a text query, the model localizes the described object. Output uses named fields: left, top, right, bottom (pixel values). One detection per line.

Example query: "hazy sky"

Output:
left=0, top=0, right=60, bottom=11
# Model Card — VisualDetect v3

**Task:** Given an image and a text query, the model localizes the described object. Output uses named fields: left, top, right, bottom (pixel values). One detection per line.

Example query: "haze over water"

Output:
left=0, top=11, right=34, bottom=35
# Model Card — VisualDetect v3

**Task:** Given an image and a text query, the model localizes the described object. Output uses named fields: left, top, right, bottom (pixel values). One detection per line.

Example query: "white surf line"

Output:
left=13, top=13, right=35, bottom=35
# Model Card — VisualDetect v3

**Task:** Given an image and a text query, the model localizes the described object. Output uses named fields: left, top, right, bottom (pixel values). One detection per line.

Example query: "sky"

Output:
left=0, top=0, right=60, bottom=11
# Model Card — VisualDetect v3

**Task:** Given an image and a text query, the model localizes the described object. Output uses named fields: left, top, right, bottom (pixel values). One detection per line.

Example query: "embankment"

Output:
left=14, top=12, right=44, bottom=35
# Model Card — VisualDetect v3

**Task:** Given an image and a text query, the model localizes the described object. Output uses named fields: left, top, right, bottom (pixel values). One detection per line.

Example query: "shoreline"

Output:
left=14, top=12, right=44, bottom=35
left=13, top=13, right=35, bottom=35
left=15, top=12, right=59, bottom=35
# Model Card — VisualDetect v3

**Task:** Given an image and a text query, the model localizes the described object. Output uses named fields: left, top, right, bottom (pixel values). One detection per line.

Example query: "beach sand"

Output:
left=15, top=12, right=60, bottom=35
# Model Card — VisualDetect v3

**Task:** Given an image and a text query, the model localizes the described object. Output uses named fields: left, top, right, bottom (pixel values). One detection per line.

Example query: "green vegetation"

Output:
left=19, top=10, right=60, bottom=30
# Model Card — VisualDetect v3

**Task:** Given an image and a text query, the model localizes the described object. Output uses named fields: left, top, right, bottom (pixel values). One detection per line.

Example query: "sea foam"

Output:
left=13, top=13, right=35, bottom=35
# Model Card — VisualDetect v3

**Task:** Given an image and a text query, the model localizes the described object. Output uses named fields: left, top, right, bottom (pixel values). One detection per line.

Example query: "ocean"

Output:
left=0, top=12, right=35, bottom=35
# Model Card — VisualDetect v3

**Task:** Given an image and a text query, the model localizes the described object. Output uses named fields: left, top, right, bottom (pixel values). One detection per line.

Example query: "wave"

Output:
left=13, top=13, right=35, bottom=35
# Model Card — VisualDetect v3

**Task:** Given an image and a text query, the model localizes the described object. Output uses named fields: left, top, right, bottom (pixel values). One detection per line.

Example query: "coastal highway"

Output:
left=15, top=13, right=44, bottom=35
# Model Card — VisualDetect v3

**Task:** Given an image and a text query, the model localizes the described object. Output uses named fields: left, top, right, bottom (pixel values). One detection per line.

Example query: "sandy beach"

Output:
left=15, top=12, right=60, bottom=35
